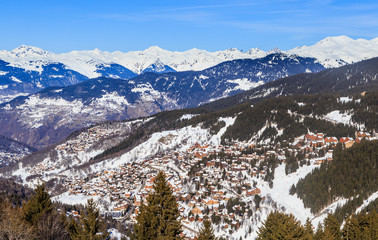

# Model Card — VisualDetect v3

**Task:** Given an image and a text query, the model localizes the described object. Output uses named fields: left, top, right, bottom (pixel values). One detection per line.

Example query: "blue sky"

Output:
left=2, top=0, right=378, bottom=52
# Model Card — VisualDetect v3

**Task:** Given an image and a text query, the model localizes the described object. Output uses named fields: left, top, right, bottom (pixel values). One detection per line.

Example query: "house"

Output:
left=345, top=140, right=355, bottom=148
left=324, top=137, right=338, bottom=144
left=191, top=207, right=202, bottom=215
left=339, top=137, right=353, bottom=144
left=247, top=187, right=261, bottom=196
left=356, top=131, right=370, bottom=138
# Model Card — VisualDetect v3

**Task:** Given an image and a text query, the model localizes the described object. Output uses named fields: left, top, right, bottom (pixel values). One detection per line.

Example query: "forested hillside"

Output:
left=295, top=140, right=378, bottom=214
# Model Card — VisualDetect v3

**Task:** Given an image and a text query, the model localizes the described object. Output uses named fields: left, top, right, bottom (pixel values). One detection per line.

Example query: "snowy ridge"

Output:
left=288, top=36, right=378, bottom=68
left=1, top=36, right=378, bottom=78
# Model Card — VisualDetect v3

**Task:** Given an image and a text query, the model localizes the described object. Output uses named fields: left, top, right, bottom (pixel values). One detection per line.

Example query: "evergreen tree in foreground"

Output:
left=342, top=215, right=361, bottom=240
left=23, top=184, right=54, bottom=226
left=133, top=171, right=182, bottom=240
left=257, top=211, right=306, bottom=239
left=304, top=218, right=314, bottom=239
left=78, top=199, right=109, bottom=240
left=323, top=214, right=341, bottom=239
left=197, top=220, right=216, bottom=240
left=22, top=184, right=70, bottom=240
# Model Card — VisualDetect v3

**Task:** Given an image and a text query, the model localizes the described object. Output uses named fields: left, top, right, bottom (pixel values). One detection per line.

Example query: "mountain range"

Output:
left=0, top=53, right=324, bottom=149
left=1, top=36, right=378, bottom=103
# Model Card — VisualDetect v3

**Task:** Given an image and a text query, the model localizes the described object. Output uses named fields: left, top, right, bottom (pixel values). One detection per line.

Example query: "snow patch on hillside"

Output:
left=226, top=79, right=264, bottom=92
left=180, top=114, right=197, bottom=120
left=16, top=95, right=84, bottom=128
left=91, top=92, right=130, bottom=109
left=312, top=197, right=350, bottom=228
left=339, top=96, right=353, bottom=103
left=355, top=191, right=378, bottom=214
left=52, top=192, right=100, bottom=206
left=260, top=163, right=319, bottom=224
left=324, top=110, right=352, bottom=125
left=11, top=76, right=22, bottom=83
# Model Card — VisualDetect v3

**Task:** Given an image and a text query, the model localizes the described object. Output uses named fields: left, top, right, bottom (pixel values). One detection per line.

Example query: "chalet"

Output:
left=247, top=187, right=261, bottom=196
left=356, top=131, right=371, bottom=138
left=191, top=207, right=202, bottom=215
left=339, top=137, right=353, bottom=144
left=345, top=140, right=355, bottom=148
left=324, top=137, right=338, bottom=144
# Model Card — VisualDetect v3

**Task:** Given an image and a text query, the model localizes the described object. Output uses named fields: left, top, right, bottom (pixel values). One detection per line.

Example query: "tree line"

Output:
left=257, top=210, right=377, bottom=240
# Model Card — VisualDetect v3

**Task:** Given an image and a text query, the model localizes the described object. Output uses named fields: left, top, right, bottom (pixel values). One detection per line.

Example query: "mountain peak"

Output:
left=11, top=45, right=50, bottom=56
left=225, top=48, right=241, bottom=52
left=316, top=36, right=355, bottom=47
left=246, top=48, right=265, bottom=55
left=267, top=47, right=282, bottom=54
left=144, top=46, right=165, bottom=52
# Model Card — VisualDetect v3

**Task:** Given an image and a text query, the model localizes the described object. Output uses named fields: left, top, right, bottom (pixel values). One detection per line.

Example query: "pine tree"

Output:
left=322, top=227, right=336, bottom=240
left=342, top=215, right=361, bottom=240
left=78, top=199, right=109, bottom=240
left=323, top=214, right=341, bottom=239
left=133, top=201, right=159, bottom=239
left=313, top=224, right=324, bottom=240
left=66, top=217, right=82, bottom=240
left=133, top=171, right=182, bottom=240
left=304, top=218, right=314, bottom=239
left=356, top=210, right=378, bottom=240
left=23, top=184, right=54, bottom=226
left=197, top=220, right=216, bottom=240
left=257, top=211, right=305, bottom=239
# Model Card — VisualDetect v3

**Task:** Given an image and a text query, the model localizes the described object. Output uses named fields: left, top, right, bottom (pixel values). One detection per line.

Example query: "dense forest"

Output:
left=295, top=140, right=378, bottom=214
left=257, top=211, right=377, bottom=240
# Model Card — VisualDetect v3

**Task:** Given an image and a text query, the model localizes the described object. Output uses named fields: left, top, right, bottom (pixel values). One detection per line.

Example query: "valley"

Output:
left=0, top=36, right=377, bottom=240
left=1, top=88, right=376, bottom=239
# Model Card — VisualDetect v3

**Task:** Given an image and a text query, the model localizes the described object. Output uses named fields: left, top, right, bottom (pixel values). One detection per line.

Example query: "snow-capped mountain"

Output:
left=0, top=53, right=324, bottom=149
left=288, top=35, right=378, bottom=68
left=1, top=36, right=377, bottom=77
left=0, top=36, right=377, bottom=103
left=141, top=59, right=176, bottom=74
